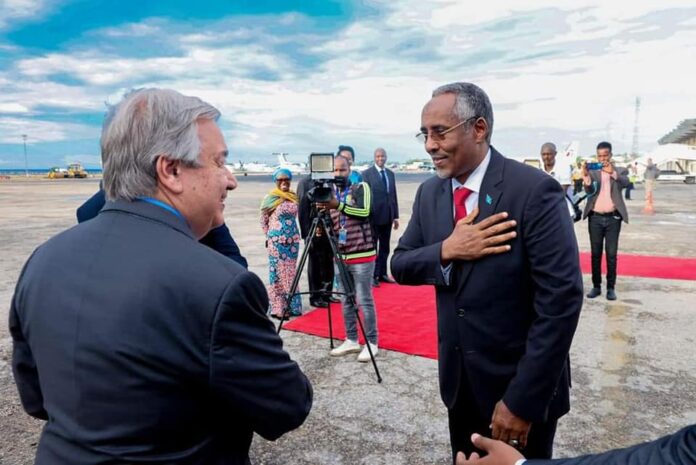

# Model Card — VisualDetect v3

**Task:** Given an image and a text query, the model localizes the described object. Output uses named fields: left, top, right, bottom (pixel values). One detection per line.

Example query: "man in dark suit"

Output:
left=10, top=88, right=312, bottom=465
left=581, top=141, right=629, bottom=301
left=77, top=183, right=249, bottom=268
left=362, top=147, right=399, bottom=286
left=297, top=174, right=335, bottom=307
left=456, top=426, right=696, bottom=464
left=391, top=82, right=583, bottom=462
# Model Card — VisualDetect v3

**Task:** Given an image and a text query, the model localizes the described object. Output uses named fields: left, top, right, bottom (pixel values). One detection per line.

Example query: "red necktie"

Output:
left=454, top=187, right=472, bottom=223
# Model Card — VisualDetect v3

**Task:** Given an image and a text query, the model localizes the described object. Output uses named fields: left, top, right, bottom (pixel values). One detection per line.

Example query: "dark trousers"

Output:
left=307, top=234, right=334, bottom=302
left=373, top=222, right=393, bottom=278
left=624, top=182, right=634, bottom=199
left=588, top=212, right=622, bottom=289
left=448, top=378, right=557, bottom=462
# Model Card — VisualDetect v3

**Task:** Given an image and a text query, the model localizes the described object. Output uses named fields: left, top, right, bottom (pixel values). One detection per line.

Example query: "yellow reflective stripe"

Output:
left=342, top=182, right=370, bottom=217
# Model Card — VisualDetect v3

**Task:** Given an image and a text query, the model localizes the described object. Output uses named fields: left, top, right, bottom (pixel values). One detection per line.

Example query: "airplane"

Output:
left=227, top=160, right=274, bottom=174
left=274, top=152, right=307, bottom=174
left=555, top=140, right=579, bottom=174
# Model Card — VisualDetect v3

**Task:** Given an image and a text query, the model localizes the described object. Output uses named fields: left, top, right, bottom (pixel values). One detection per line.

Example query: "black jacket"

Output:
left=361, top=166, right=399, bottom=226
left=391, top=148, right=583, bottom=423
left=11, top=200, right=312, bottom=464
left=527, top=424, right=695, bottom=465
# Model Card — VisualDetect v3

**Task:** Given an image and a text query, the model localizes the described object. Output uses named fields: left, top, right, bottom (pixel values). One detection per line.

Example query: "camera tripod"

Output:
left=276, top=209, right=382, bottom=383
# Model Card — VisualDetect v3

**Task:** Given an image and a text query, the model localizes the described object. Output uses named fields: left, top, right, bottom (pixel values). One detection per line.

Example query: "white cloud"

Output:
left=0, top=0, right=58, bottom=30
left=16, top=43, right=295, bottom=86
left=0, top=102, right=29, bottom=112
left=1, top=0, right=696, bottom=165
left=0, top=117, right=95, bottom=143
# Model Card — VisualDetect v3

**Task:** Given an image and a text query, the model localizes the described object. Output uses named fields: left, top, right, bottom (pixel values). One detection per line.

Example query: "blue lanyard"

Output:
left=138, top=197, right=184, bottom=220
left=335, top=186, right=350, bottom=228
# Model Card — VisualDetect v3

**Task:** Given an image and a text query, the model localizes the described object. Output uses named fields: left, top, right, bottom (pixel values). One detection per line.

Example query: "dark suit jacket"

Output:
left=76, top=188, right=248, bottom=268
left=527, top=425, right=695, bottom=464
left=582, top=167, right=630, bottom=223
left=391, top=148, right=583, bottom=423
left=10, top=200, right=312, bottom=464
left=361, top=166, right=399, bottom=226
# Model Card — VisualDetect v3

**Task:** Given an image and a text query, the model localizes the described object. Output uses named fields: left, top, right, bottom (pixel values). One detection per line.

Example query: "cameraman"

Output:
left=316, top=155, right=379, bottom=362
left=297, top=170, right=335, bottom=308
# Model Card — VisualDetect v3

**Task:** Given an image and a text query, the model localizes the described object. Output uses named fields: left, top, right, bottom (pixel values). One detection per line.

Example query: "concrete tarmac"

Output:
left=0, top=175, right=694, bottom=464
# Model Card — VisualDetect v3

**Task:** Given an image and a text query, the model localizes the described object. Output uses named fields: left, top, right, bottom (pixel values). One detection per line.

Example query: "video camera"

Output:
left=306, top=153, right=347, bottom=203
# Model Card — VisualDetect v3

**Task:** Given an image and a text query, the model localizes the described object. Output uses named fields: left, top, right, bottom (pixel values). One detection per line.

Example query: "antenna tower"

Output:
left=630, top=97, right=641, bottom=159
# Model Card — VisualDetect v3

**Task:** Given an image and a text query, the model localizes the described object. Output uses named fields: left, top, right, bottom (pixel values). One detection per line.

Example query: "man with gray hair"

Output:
left=392, top=82, right=583, bottom=462
left=10, top=88, right=312, bottom=465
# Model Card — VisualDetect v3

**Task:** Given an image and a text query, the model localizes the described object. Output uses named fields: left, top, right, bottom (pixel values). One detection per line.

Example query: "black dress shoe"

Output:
left=310, top=300, right=329, bottom=308
left=379, top=275, right=396, bottom=284
left=270, top=313, right=289, bottom=321
left=586, top=287, right=601, bottom=299
left=606, top=289, right=617, bottom=301
left=328, top=296, right=340, bottom=303
left=372, top=278, right=380, bottom=287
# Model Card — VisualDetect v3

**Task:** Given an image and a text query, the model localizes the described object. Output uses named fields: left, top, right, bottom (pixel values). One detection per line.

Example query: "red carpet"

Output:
left=284, top=283, right=439, bottom=359
left=285, top=253, right=696, bottom=360
left=578, top=252, right=696, bottom=281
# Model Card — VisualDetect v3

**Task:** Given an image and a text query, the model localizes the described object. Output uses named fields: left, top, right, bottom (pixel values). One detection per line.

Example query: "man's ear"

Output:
left=474, top=118, right=489, bottom=143
left=155, top=156, right=184, bottom=194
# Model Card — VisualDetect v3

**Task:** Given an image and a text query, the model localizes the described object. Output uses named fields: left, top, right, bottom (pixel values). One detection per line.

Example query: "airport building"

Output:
left=656, top=118, right=696, bottom=176
left=659, top=118, right=696, bottom=146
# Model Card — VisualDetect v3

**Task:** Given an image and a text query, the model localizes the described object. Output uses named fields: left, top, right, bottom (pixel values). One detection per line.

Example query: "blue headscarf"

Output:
left=272, top=168, right=292, bottom=181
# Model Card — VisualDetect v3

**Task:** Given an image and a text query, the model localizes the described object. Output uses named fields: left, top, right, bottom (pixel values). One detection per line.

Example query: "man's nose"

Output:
left=226, top=172, right=238, bottom=190
left=425, top=137, right=439, bottom=154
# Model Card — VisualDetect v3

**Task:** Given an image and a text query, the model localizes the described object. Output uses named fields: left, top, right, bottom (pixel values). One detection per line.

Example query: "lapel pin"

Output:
left=486, top=194, right=493, bottom=205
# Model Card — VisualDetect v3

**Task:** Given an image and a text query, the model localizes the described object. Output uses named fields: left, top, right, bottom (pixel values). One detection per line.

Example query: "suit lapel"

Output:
left=476, top=148, right=504, bottom=222
left=456, top=148, right=505, bottom=293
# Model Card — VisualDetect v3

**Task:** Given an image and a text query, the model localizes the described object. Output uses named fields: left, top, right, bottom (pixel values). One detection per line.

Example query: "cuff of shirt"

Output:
left=514, top=459, right=526, bottom=465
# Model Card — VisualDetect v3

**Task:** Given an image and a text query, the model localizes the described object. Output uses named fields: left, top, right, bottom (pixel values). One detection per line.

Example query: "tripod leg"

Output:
left=277, top=217, right=320, bottom=334
left=327, top=300, right=334, bottom=349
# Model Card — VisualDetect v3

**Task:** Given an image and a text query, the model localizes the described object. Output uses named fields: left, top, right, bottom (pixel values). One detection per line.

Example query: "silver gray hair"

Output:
left=374, top=147, right=387, bottom=157
left=432, top=82, right=494, bottom=143
left=101, top=88, right=220, bottom=201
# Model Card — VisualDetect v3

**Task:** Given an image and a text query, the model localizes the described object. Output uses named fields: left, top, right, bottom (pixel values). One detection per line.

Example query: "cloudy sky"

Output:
left=1, top=0, right=695, bottom=168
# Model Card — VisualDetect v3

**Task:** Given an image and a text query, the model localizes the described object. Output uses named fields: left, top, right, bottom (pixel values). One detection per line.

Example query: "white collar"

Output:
left=451, top=148, right=491, bottom=193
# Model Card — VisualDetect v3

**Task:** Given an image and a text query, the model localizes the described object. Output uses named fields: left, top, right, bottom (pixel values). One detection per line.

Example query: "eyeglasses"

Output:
left=415, top=116, right=479, bottom=143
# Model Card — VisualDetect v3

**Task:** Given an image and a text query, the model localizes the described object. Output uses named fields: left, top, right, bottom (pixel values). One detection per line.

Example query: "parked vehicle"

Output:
left=657, top=170, right=696, bottom=184
left=67, top=163, right=88, bottom=178
left=47, top=167, right=70, bottom=179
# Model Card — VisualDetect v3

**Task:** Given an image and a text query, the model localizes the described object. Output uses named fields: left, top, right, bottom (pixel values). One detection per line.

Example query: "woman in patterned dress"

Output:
left=260, top=168, right=302, bottom=319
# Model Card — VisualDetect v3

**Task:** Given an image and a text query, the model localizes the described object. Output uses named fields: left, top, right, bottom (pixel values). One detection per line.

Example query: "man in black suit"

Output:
left=456, top=426, right=695, bottom=464
left=77, top=184, right=249, bottom=268
left=581, top=141, right=629, bottom=301
left=297, top=174, right=336, bottom=307
left=10, top=88, right=312, bottom=465
left=391, top=82, right=583, bottom=462
left=362, top=147, right=399, bottom=286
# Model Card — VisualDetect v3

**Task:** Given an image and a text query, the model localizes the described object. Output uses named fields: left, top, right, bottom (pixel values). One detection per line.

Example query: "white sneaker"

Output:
left=330, top=339, right=362, bottom=357
left=357, top=343, right=378, bottom=363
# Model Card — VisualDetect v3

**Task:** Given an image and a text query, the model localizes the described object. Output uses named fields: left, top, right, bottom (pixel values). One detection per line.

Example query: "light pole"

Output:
left=21, top=134, right=28, bottom=177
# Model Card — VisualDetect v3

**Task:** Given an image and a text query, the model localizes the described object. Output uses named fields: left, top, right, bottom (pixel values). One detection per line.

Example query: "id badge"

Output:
left=338, top=227, right=347, bottom=245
